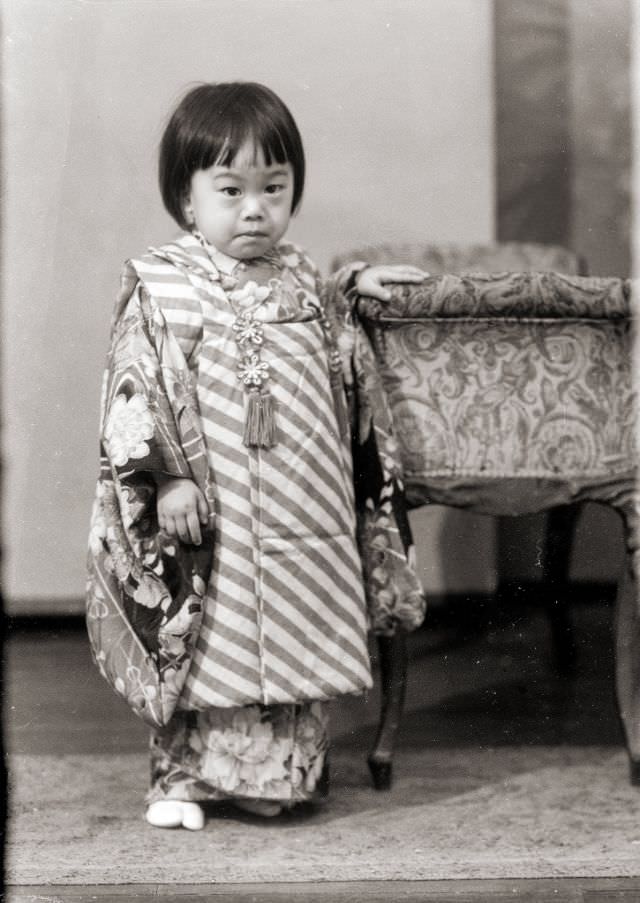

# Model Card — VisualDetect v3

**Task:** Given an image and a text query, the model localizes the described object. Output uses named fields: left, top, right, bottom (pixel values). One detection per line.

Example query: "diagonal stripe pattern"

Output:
left=131, top=240, right=372, bottom=711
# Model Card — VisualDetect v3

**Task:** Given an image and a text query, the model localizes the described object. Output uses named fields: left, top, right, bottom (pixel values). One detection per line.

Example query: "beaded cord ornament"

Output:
left=233, top=308, right=277, bottom=448
left=189, top=232, right=349, bottom=450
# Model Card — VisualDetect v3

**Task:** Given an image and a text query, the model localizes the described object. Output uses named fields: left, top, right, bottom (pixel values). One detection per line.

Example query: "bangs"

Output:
left=210, top=122, right=291, bottom=171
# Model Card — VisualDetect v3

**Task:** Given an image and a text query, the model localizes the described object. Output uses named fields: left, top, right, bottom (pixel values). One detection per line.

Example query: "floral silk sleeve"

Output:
left=86, top=264, right=215, bottom=728
left=297, top=248, right=426, bottom=636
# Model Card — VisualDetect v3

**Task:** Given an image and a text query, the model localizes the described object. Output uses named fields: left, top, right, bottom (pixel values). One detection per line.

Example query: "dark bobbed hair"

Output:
left=159, top=81, right=305, bottom=230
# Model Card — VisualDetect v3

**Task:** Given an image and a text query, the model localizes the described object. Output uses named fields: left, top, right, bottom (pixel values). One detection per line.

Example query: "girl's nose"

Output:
left=242, top=195, right=264, bottom=219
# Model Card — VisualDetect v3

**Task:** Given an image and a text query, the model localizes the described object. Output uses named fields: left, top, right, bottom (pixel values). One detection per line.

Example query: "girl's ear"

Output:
left=183, top=193, right=195, bottom=227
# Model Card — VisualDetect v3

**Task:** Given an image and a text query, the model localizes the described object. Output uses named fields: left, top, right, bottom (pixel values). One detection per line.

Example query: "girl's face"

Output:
left=184, top=141, right=295, bottom=259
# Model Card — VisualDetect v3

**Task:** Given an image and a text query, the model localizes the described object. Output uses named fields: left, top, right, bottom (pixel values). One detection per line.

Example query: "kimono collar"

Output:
left=148, top=232, right=283, bottom=288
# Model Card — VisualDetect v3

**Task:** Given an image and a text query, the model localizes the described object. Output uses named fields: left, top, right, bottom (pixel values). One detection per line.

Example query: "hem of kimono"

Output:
left=175, top=682, right=372, bottom=711
left=144, top=785, right=325, bottom=808
left=145, top=759, right=329, bottom=808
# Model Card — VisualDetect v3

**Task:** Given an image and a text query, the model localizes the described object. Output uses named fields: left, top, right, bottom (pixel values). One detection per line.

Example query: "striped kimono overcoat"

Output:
left=88, top=233, right=424, bottom=803
left=143, top=236, right=373, bottom=707
left=90, top=234, right=372, bottom=802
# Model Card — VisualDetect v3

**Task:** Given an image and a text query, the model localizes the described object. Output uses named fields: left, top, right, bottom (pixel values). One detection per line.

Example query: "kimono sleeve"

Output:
left=101, top=279, right=208, bottom=489
left=86, top=266, right=214, bottom=728
left=296, top=248, right=427, bottom=636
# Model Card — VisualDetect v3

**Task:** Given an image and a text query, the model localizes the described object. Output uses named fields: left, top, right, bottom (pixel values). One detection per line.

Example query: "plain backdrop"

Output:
left=3, top=0, right=495, bottom=608
left=3, top=0, right=633, bottom=611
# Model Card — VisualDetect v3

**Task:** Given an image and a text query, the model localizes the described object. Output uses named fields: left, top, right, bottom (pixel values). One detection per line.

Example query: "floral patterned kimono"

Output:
left=87, top=233, right=424, bottom=807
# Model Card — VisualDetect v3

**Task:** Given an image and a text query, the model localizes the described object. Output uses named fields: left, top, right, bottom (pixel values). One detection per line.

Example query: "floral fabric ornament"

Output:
left=229, top=286, right=278, bottom=448
left=237, top=353, right=270, bottom=387
left=232, top=312, right=264, bottom=348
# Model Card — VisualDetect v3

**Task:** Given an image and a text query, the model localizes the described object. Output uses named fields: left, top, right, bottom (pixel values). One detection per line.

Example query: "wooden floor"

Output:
left=8, top=877, right=640, bottom=901
left=5, top=587, right=640, bottom=902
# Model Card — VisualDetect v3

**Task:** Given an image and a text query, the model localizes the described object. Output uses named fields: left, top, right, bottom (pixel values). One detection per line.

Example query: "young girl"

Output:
left=86, top=81, right=426, bottom=830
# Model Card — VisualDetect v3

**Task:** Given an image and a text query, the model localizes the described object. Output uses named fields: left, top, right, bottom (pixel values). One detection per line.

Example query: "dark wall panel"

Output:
left=495, top=0, right=572, bottom=245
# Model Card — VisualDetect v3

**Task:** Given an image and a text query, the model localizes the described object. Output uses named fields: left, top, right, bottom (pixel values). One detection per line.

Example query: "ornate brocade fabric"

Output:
left=357, top=271, right=635, bottom=517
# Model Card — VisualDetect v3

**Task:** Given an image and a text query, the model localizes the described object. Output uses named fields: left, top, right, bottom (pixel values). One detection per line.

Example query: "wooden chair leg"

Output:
left=368, top=628, right=407, bottom=790
left=542, top=504, right=579, bottom=675
left=614, top=553, right=640, bottom=785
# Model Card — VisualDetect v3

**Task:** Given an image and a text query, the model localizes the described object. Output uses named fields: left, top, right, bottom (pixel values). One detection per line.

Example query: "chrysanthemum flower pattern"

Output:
left=148, top=703, right=329, bottom=804
left=232, top=313, right=264, bottom=347
left=103, top=393, right=154, bottom=467
left=229, top=280, right=271, bottom=310
left=237, top=354, right=270, bottom=387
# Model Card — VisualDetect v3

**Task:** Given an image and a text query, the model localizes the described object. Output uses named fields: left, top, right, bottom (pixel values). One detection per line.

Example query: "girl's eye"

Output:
left=265, top=184, right=285, bottom=195
left=221, top=187, right=241, bottom=197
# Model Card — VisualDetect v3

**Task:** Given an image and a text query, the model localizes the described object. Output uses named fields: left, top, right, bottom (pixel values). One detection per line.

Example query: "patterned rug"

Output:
left=7, top=745, right=640, bottom=884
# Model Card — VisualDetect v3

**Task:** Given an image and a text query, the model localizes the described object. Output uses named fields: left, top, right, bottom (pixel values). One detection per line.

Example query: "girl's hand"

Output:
left=157, top=477, right=210, bottom=546
left=355, top=264, right=429, bottom=301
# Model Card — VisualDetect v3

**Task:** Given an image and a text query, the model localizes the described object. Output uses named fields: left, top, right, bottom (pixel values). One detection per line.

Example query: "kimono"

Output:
left=86, top=233, right=424, bottom=805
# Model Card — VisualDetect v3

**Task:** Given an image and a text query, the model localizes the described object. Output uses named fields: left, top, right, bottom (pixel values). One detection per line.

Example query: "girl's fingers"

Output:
left=163, top=515, right=177, bottom=538
left=385, top=266, right=429, bottom=281
left=159, top=503, right=208, bottom=544
left=196, top=491, right=210, bottom=525
left=174, top=515, right=191, bottom=545
left=186, top=510, right=202, bottom=546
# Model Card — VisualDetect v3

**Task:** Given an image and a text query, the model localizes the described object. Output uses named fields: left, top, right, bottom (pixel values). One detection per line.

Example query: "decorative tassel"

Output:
left=243, top=388, right=278, bottom=448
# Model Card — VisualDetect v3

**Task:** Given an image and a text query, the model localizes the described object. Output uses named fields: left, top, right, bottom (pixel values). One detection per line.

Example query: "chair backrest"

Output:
left=340, top=244, right=632, bottom=517
left=332, top=241, right=585, bottom=277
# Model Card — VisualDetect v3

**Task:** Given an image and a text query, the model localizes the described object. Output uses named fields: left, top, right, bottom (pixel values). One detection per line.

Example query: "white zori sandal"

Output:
left=146, top=800, right=205, bottom=831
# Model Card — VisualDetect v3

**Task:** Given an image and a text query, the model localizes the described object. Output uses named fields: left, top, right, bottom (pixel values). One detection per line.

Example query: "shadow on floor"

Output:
left=5, top=586, right=623, bottom=757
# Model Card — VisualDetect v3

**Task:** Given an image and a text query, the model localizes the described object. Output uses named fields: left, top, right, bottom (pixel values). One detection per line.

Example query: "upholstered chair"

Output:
left=334, top=244, right=636, bottom=789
